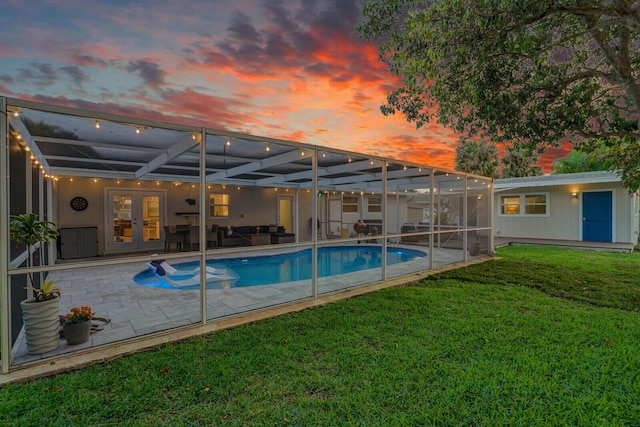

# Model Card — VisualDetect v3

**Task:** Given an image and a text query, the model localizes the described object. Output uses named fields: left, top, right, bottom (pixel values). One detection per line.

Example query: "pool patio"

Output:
left=11, top=245, right=472, bottom=365
left=1, top=97, right=493, bottom=381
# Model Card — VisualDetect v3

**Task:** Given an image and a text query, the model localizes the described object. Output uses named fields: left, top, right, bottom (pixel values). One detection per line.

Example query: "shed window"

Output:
left=525, top=194, right=547, bottom=214
left=500, top=193, right=549, bottom=217
left=500, top=196, right=520, bottom=215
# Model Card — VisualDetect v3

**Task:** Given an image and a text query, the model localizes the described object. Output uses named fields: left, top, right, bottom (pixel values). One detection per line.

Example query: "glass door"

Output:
left=277, top=195, right=294, bottom=234
left=106, top=189, right=165, bottom=253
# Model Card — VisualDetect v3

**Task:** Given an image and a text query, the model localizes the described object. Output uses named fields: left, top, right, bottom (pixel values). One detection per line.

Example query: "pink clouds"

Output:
left=0, top=0, right=567, bottom=174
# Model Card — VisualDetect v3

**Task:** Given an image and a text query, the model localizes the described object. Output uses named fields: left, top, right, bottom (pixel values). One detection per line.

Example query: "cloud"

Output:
left=126, top=60, right=167, bottom=89
left=60, top=66, right=89, bottom=88
left=71, top=54, right=109, bottom=67
left=17, top=62, right=57, bottom=87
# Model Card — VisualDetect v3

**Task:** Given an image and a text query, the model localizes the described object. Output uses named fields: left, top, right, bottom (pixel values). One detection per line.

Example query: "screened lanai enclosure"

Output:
left=1, top=97, right=493, bottom=377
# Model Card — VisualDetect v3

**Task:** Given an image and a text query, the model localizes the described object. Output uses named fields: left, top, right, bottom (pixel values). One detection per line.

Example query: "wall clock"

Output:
left=70, top=196, right=88, bottom=211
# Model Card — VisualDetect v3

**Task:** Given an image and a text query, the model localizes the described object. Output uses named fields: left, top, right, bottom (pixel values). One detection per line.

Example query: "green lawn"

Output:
left=1, top=246, right=639, bottom=426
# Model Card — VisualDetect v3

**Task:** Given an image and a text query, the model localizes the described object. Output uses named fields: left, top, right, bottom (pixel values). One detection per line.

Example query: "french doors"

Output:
left=105, top=189, right=165, bottom=253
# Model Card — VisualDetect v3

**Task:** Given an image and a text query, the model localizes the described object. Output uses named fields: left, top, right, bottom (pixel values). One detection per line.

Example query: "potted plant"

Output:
left=9, top=213, right=61, bottom=354
left=469, top=237, right=481, bottom=256
left=62, top=306, right=95, bottom=345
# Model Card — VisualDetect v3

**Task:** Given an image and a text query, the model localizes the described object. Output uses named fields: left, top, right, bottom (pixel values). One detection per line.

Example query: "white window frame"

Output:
left=343, top=195, right=359, bottom=213
left=367, top=196, right=381, bottom=213
left=209, top=193, right=230, bottom=218
left=498, top=192, right=550, bottom=217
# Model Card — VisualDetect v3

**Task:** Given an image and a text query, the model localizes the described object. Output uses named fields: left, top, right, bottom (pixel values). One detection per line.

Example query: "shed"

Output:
left=494, top=171, right=639, bottom=245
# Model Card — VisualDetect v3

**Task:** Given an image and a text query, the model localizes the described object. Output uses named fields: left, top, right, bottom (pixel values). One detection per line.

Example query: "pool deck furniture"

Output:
left=271, top=233, right=295, bottom=244
left=250, top=234, right=271, bottom=245
left=217, top=225, right=295, bottom=247
left=164, top=226, right=184, bottom=252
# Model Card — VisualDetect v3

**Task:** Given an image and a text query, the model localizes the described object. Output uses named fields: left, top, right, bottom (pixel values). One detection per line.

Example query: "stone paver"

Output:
left=11, top=245, right=469, bottom=367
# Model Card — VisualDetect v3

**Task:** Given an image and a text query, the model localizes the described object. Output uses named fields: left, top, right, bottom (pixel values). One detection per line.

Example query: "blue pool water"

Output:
left=135, top=245, right=427, bottom=290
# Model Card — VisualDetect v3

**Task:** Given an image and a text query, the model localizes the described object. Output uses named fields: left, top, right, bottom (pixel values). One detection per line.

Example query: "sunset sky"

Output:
left=0, top=0, right=562, bottom=170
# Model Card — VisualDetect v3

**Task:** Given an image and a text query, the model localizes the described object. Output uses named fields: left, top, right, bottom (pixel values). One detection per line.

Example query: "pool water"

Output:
left=135, top=245, right=427, bottom=290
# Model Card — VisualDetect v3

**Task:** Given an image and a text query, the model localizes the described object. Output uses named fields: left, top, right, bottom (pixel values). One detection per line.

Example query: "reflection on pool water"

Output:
left=134, top=245, right=427, bottom=290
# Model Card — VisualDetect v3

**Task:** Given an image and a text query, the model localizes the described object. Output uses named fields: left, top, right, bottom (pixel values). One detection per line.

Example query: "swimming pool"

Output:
left=135, top=245, right=427, bottom=290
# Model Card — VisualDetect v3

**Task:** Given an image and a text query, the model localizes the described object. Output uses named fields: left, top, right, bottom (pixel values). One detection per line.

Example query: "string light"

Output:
left=95, top=120, right=100, bottom=129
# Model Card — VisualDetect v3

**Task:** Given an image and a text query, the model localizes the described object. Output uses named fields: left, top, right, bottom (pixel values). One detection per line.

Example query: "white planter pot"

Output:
left=20, top=296, right=60, bottom=354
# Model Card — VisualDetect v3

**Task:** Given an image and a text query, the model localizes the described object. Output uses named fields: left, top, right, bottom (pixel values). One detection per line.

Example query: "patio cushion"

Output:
left=231, top=226, right=255, bottom=235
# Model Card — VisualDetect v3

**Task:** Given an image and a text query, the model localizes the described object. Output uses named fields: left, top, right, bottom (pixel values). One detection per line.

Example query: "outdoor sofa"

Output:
left=217, top=225, right=295, bottom=247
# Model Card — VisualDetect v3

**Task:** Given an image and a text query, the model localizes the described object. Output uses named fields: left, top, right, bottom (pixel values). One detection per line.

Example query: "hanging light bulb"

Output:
left=95, top=120, right=100, bottom=129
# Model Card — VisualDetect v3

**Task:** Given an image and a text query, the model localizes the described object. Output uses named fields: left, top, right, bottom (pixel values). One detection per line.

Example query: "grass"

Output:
left=1, top=245, right=639, bottom=426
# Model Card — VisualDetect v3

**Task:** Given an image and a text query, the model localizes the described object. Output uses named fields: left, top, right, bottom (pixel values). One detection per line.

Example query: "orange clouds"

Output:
left=1, top=0, right=570, bottom=174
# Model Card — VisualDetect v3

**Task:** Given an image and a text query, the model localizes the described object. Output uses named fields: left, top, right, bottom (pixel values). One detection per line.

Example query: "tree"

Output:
left=454, top=139, right=499, bottom=178
left=582, top=136, right=640, bottom=190
left=551, top=147, right=610, bottom=174
left=358, top=0, right=640, bottom=190
left=500, top=144, right=543, bottom=178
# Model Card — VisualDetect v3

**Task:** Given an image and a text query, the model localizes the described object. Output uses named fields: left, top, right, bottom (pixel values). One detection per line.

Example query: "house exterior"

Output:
left=494, top=171, right=639, bottom=245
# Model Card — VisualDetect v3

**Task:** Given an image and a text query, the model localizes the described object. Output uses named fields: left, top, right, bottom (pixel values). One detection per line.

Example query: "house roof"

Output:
left=4, top=97, right=493, bottom=195
left=494, top=171, right=621, bottom=191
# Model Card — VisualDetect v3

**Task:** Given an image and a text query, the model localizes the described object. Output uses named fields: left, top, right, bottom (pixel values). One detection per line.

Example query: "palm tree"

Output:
left=454, top=139, right=499, bottom=178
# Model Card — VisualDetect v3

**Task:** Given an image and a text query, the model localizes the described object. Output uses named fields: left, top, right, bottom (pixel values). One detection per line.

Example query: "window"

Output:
left=499, top=193, right=548, bottom=216
left=500, top=196, right=520, bottom=215
left=368, top=197, right=381, bottom=213
left=343, top=196, right=358, bottom=213
left=209, top=193, right=229, bottom=217
left=525, top=194, right=547, bottom=214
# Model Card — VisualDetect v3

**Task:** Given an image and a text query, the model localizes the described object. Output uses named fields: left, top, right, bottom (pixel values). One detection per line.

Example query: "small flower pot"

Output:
left=63, top=320, right=91, bottom=345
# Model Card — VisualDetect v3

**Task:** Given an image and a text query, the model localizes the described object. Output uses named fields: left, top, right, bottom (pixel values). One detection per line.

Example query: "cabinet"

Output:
left=60, top=227, right=98, bottom=259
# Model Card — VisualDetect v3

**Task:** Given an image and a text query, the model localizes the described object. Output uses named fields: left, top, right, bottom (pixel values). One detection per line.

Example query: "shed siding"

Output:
left=494, top=182, right=637, bottom=244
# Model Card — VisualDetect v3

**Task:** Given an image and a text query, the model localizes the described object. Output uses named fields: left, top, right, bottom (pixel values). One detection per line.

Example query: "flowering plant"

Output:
left=64, top=306, right=95, bottom=324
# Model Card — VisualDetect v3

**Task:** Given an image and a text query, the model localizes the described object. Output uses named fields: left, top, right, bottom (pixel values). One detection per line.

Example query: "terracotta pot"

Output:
left=63, top=320, right=92, bottom=345
left=20, top=296, right=60, bottom=354
left=353, top=223, right=367, bottom=233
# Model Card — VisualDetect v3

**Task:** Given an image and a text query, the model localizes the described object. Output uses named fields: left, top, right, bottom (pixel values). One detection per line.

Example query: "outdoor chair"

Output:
left=207, top=225, right=218, bottom=249
left=184, top=225, right=200, bottom=251
left=163, top=226, right=183, bottom=252
left=147, top=260, right=218, bottom=288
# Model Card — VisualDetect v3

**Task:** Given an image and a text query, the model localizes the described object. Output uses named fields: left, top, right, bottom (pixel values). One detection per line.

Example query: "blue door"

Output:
left=582, top=191, right=612, bottom=242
